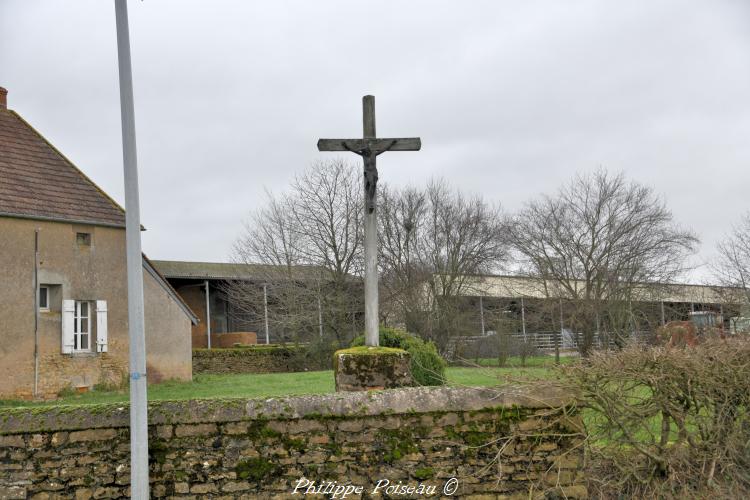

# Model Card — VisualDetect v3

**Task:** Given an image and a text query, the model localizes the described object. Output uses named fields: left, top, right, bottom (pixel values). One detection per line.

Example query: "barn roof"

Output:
left=457, top=274, right=741, bottom=304
left=151, top=260, right=328, bottom=281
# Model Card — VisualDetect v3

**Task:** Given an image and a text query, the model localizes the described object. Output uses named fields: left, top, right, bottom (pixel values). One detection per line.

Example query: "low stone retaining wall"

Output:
left=192, top=345, right=309, bottom=374
left=210, top=332, right=258, bottom=348
left=0, top=385, right=586, bottom=499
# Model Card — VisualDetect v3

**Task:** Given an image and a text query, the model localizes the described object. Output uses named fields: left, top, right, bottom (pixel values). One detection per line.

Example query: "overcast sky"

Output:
left=2, top=1, right=749, bottom=282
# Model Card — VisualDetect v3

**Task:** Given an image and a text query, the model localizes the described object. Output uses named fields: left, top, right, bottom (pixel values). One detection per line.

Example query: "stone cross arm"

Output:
left=317, top=137, right=421, bottom=155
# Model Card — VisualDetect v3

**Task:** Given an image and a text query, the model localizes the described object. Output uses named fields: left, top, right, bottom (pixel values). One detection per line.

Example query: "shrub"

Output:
left=561, top=337, right=750, bottom=499
left=351, top=327, right=447, bottom=386
left=299, top=337, right=340, bottom=371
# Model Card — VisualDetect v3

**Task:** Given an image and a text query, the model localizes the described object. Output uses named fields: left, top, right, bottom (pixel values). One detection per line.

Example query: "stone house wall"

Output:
left=0, top=217, right=193, bottom=399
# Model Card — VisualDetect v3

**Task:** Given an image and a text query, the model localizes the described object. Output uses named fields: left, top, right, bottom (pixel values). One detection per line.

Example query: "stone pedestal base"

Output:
left=334, top=347, right=414, bottom=392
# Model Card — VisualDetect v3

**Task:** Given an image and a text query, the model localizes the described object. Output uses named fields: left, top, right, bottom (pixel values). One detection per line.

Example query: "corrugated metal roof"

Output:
left=151, top=260, right=326, bottom=281
left=459, top=274, right=739, bottom=304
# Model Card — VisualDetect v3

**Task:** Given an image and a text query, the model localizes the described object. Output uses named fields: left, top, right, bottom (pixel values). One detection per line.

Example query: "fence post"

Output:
left=556, top=299, right=562, bottom=364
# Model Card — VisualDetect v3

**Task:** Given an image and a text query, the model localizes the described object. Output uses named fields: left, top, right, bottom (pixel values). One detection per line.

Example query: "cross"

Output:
left=318, top=95, right=421, bottom=347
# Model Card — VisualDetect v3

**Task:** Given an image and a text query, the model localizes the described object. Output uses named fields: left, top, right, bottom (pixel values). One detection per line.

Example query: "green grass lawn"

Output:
left=0, top=358, right=560, bottom=408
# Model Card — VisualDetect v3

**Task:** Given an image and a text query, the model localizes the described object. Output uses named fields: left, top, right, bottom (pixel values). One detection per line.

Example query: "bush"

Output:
left=561, top=337, right=750, bottom=499
left=299, top=338, right=340, bottom=371
left=351, top=327, right=447, bottom=386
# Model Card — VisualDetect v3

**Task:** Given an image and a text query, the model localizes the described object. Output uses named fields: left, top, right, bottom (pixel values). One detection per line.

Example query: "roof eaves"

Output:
left=0, top=211, right=127, bottom=229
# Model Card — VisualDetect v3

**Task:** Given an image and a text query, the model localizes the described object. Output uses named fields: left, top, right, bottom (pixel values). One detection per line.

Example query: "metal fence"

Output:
left=447, top=330, right=656, bottom=359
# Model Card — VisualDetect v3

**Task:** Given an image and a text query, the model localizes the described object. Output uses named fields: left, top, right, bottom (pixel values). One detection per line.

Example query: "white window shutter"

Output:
left=96, top=300, right=108, bottom=353
left=62, top=300, right=75, bottom=354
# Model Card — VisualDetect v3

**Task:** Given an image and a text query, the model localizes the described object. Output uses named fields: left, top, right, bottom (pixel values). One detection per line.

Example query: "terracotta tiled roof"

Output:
left=0, top=108, right=126, bottom=227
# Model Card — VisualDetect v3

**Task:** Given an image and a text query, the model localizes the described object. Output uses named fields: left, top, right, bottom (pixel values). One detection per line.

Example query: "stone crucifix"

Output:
left=318, top=95, right=421, bottom=347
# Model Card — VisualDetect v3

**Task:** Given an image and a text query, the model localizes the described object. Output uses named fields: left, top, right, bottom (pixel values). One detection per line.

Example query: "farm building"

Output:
left=151, top=260, right=347, bottom=348
left=452, top=274, right=745, bottom=349
left=0, top=87, right=197, bottom=399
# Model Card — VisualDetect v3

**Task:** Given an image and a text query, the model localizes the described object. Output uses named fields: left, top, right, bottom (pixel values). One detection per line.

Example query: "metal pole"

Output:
left=114, top=1, right=149, bottom=497
left=520, top=297, right=527, bottom=342
left=479, top=296, right=485, bottom=336
left=204, top=280, right=211, bottom=349
left=363, top=95, right=379, bottom=347
left=33, top=229, right=39, bottom=398
left=263, top=283, right=270, bottom=344
left=318, top=295, right=323, bottom=338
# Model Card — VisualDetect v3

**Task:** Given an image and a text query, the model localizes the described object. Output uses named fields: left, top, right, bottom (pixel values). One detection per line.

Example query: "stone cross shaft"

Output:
left=318, top=95, right=421, bottom=346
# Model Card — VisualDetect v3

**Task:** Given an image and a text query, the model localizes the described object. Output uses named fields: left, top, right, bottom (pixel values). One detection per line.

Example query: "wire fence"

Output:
left=446, top=330, right=657, bottom=359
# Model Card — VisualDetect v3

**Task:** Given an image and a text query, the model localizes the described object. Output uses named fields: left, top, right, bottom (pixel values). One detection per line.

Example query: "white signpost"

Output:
left=114, top=1, right=149, bottom=497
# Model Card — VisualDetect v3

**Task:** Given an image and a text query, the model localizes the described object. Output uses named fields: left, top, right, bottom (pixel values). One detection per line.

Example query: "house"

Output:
left=0, top=87, right=197, bottom=399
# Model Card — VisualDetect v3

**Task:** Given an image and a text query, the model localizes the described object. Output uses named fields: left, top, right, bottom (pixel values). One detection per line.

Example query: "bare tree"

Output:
left=379, top=179, right=508, bottom=352
left=227, top=159, right=364, bottom=348
left=289, top=159, right=363, bottom=282
left=713, top=212, right=750, bottom=305
left=378, top=186, right=430, bottom=330
left=508, top=169, right=698, bottom=353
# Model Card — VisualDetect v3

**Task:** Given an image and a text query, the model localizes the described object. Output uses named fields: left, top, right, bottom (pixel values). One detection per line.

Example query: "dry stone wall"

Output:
left=192, top=346, right=309, bottom=374
left=0, top=385, right=586, bottom=499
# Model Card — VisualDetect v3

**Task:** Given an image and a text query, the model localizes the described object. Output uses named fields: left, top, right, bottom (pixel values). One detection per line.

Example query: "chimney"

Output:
left=0, top=87, right=7, bottom=109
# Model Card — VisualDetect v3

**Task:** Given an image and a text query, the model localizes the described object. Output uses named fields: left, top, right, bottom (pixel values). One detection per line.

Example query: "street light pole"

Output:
left=114, top=1, right=149, bottom=497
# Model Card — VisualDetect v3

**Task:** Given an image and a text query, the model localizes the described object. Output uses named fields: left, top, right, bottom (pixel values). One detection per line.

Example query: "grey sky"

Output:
left=2, top=1, right=749, bottom=282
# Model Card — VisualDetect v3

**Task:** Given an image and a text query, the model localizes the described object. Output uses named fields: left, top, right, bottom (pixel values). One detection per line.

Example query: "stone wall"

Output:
left=192, top=345, right=310, bottom=374
left=0, top=385, right=585, bottom=499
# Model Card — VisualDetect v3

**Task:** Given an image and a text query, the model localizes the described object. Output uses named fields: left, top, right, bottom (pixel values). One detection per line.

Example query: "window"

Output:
left=39, top=286, right=49, bottom=311
left=76, top=232, right=91, bottom=247
left=62, top=299, right=108, bottom=354
left=74, top=301, right=91, bottom=352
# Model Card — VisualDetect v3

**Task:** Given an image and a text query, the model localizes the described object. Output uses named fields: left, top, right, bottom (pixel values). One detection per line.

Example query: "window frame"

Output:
left=39, top=286, right=49, bottom=311
left=73, top=300, right=92, bottom=352
left=76, top=232, right=92, bottom=247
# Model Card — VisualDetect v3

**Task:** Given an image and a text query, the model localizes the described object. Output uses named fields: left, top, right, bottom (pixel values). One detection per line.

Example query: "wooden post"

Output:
left=362, top=96, right=379, bottom=347
left=660, top=301, right=665, bottom=326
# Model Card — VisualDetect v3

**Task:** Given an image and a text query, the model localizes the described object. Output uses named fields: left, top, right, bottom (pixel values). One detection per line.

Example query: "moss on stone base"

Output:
left=335, top=346, right=407, bottom=356
left=334, top=348, right=414, bottom=392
